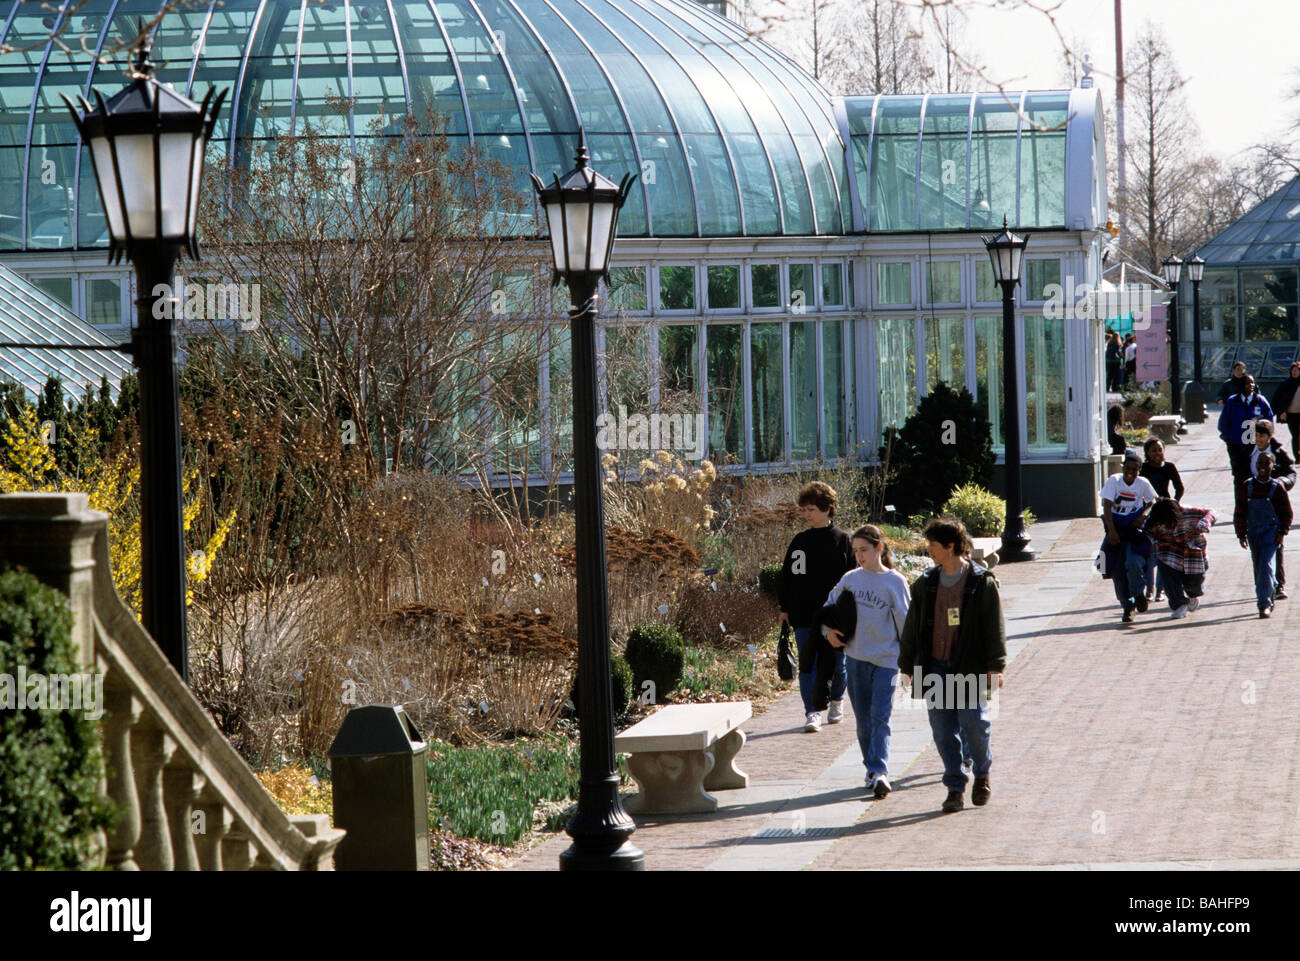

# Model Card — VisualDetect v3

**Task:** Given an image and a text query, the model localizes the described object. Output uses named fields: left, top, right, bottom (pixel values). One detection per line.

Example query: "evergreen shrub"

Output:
left=0, top=569, right=115, bottom=869
left=623, top=623, right=686, bottom=703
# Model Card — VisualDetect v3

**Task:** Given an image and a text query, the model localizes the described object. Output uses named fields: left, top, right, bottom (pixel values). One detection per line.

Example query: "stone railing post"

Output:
left=0, top=493, right=104, bottom=667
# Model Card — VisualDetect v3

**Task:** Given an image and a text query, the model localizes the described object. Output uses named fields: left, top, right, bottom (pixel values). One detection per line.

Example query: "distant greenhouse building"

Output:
left=1181, top=175, right=1300, bottom=392
left=0, top=0, right=1112, bottom=516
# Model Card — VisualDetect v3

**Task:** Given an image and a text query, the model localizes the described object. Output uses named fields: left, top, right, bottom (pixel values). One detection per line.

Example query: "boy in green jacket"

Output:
left=899, top=518, right=1007, bottom=813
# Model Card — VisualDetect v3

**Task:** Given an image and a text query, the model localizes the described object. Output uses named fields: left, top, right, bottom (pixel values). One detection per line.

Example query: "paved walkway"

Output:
left=510, top=414, right=1300, bottom=870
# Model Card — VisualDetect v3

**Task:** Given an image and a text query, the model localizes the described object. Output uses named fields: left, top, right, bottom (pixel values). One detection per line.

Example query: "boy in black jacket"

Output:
left=778, top=482, right=855, bottom=733
left=899, top=518, right=1007, bottom=813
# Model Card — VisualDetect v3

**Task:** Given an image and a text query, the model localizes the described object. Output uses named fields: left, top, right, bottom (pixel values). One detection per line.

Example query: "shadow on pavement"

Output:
left=840, top=809, right=953, bottom=833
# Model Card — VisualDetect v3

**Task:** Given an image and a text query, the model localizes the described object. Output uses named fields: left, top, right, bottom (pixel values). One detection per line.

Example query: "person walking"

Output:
left=1140, top=437, right=1184, bottom=501
left=898, top=518, right=1006, bottom=814
left=1099, top=450, right=1159, bottom=622
left=1123, top=334, right=1138, bottom=387
left=1271, top=361, right=1300, bottom=462
left=1105, top=331, right=1124, bottom=392
left=778, top=481, right=855, bottom=732
left=1247, top=419, right=1297, bottom=600
left=821, top=525, right=910, bottom=800
left=1139, top=438, right=1183, bottom=601
left=1217, top=360, right=1248, bottom=406
left=1219, top=375, right=1274, bottom=486
left=1143, top=497, right=1215, bottom=619
left=1235, top=452, right=1292, bottom=618
left=1106, top=405, right=1127, bottom=455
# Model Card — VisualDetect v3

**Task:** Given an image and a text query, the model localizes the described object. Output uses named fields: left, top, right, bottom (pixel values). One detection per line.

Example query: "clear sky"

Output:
left=946, top=0, right=1300, bottom=160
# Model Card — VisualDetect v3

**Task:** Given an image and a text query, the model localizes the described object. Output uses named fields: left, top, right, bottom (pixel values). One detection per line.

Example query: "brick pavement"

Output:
left=509, top=414, right=1300, bottom=870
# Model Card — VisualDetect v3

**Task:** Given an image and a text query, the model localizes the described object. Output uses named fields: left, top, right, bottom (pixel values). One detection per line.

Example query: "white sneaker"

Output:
left=1170, top=605, right=1189, bottom=619
left=804, top=712, right=821, bottom=733
left=872, top=774, right=892, bottom=799
left=827, top=699, right=845, bottom=724
left=1187, top=597, right=1200, bottom=612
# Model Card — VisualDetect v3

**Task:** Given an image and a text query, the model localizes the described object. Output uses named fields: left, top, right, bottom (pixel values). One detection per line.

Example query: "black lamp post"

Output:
left=983, top=219, right=1034, bottom=562
left=531, top=142, right=644, bottom=871
left=1161, top=255, right=1183, bottom=424
left=1183, top=255, right=1207, bottom=423
left=63, top=34, right=226, bottom=684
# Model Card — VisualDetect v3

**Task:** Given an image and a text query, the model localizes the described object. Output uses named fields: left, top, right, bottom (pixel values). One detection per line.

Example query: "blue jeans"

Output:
left=1247, top=532, right=1280, bottom=610
left=1103, top=539, right=1149, bottom=610
left=794, top=626, right=846, bottom=714
left=1157, top=565, right=1204, bottom=610
left=923, top=659, right=992, bottom=791
left=844, top=658, right=897, bottom=778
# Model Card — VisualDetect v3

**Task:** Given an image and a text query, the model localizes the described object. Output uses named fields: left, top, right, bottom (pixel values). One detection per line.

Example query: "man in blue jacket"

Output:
left=1219, top=375, right=1274, bottom=486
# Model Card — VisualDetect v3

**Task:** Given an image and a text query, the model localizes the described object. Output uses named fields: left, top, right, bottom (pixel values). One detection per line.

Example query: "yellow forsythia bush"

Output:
left=0, top=404, right=233, bottom=614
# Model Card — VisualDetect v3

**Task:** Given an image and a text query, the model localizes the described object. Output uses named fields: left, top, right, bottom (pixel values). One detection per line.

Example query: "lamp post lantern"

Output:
left=1183, top=255, right=1207, bottom=423
left=63, top=32, right=227, bottom=684
left=531, top=142, right=644, bottom=871
left=1161, top=255, right=1183, bottom=424
left=983, top=219, right=1034, bottom=562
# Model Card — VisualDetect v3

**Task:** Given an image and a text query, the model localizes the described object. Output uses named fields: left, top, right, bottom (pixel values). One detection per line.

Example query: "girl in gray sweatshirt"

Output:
left=823, top=525, right=911, bottom=798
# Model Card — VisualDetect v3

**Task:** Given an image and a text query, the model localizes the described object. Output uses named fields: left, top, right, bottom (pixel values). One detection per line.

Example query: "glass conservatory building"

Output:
left=1180, top=175, right=1300, bottom=390
left=0, top=0, right=1111, bottom=516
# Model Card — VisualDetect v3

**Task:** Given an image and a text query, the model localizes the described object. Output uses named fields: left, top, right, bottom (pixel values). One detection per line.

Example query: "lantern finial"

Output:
left=127, top=19, right=157, bottom=80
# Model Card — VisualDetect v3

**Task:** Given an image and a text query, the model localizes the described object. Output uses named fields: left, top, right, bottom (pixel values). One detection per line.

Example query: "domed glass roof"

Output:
left=0, top=0, right=852, bottom=251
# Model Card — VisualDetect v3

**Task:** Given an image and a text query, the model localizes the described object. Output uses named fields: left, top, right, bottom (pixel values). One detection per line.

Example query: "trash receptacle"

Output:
left=327, top=704, right=429, bottom=870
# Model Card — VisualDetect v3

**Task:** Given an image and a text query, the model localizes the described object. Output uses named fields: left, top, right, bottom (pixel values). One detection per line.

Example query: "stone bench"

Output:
left=615, top=702, right=751, bottom=815
left=1147, top=415, right=1181, bottom=444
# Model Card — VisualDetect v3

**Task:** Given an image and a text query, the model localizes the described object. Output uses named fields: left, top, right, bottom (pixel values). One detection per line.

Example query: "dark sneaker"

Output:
left=1275, top=587, right=1288, bottom=600
left=1122, top=608, right=1134, bottom=623
left=1260, top=607, right=1271, bottom=619
left=972, top=776, right=991, bottom=806
left=1134, top=592, right=1149, bottom=613
left=873, top=774, right=891, bottom=799
left=941, top=790, right=964, bottom=813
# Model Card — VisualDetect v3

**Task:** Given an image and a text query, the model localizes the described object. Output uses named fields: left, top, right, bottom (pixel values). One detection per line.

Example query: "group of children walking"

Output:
left=1099, top=362, right=1296, bottom=623
left=774, top=372, right=1298, bottom=812
left=777, top=482, right=1006, bottom=815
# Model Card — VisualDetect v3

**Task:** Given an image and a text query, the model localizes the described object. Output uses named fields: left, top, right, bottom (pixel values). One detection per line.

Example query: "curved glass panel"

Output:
left=664, top=0, right=831, bottom=233
left=350, top=0, right=406, bottom=129
left=223, top=0, right=300, bottom=140
left=393, top=0, right=467, bottom=133
left=917, top=94, right=969, bottom=230
left=646, top=0, right=813, bottom=233
left=970, top=92, right=1019, bottom=229
left=592, top=0, right=739, bottom=234
left=870, top=96, right=921, bottom=231
left=475, top=1, right=576, bottom=139
left=1019, top=92, right=1066, bottom=227
left=1, top=1, right=56, bottom=250
left=526, top=1, right=645, bottom=234
left=607, top=0, right=776, bottom=234
left=845, top=97, right=874, bottom=232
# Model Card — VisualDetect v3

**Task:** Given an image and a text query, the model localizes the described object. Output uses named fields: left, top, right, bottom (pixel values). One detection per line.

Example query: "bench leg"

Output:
left=702, top=728, right=749, bottom=790
left=624, top=750, right=717, bottom=815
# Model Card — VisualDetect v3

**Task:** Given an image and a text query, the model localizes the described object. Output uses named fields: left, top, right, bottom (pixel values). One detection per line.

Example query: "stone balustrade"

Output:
left=0, top=492, right=344, bottom=871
